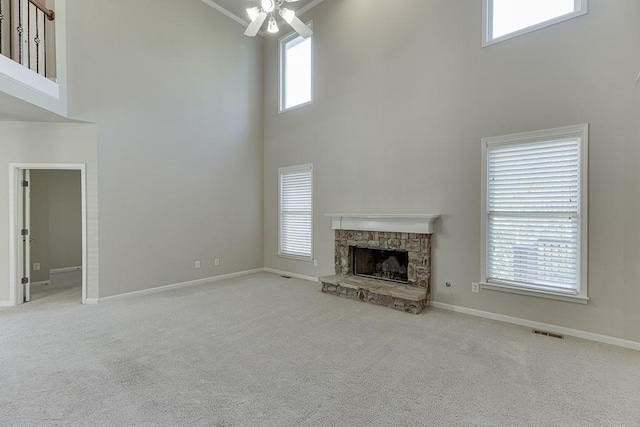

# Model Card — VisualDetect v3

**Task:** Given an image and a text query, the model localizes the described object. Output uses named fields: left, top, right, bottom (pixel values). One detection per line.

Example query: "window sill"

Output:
left=279, top=100, right=313, bottom=114
left=480, top=282, right=589, bottom=305
left=277, top=253, right=313, bottom=263
left=482, top=7, right=589, bottom=48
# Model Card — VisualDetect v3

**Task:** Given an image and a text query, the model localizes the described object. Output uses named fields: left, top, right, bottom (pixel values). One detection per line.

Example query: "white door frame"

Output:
left=9, top=163, right=88, bottom=305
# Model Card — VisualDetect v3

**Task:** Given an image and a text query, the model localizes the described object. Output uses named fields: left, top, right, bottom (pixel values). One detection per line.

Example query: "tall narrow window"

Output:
left=279, top=164, right=313, bottom=260
left=279, top=25, right=312, bottom=112
left=481, top=125, right=588, bottom=303
left=483, top=0, right=588, bottom=46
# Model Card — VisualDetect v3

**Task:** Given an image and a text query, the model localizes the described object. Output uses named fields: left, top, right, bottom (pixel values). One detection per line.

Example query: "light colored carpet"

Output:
left=1, top=271, right=638, bottom=426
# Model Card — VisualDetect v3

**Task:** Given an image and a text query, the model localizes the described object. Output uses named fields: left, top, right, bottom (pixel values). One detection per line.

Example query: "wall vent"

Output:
left=533, top=329, right=564, bottom=339
left=281, top=276, right=292, bottom=279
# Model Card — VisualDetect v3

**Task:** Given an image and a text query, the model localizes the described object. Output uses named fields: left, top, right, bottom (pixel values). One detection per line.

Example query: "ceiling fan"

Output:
left=244, top=0, right=313, bottom=38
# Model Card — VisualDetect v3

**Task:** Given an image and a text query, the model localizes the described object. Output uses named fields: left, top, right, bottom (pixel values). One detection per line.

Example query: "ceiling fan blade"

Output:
left=244, top=12, right=267, bottom=37
left=288, top=15, right=313, bottom=38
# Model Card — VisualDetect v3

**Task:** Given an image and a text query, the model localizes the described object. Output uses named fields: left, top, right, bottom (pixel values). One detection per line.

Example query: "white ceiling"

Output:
left=202, top=0, right=323, bottom=28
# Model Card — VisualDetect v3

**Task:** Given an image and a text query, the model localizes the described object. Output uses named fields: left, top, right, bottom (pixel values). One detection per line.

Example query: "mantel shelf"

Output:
left=325, top=214, right=441, bottom=234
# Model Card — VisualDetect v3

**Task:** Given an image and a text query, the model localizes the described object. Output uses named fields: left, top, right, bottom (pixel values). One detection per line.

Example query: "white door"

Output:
left=22, top=169, right=31, bottom=302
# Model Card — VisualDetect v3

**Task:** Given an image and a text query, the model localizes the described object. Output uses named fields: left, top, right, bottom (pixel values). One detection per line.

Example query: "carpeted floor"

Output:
left=1, top=271, right=639, bottom=426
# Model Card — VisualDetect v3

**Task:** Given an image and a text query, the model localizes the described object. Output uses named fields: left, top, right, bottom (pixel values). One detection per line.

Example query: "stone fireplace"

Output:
left=320, top=214, right=439, bottom=314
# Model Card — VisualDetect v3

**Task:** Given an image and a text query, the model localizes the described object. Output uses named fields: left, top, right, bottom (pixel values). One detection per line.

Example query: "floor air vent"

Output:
left=533, top=329, right=564, bottom=339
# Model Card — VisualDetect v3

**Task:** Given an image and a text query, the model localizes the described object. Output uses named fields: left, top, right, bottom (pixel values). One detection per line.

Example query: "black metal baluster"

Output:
left=0, top=0, right=4, bottom=54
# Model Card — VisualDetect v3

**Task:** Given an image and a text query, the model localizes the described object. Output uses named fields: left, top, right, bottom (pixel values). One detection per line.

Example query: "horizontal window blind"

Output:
left=280, top=166, right=313, bottom=258
left=487, top=138, right=581, bottom=294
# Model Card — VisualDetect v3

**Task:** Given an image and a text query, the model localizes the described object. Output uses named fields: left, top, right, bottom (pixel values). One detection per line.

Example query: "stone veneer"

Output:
left=320, top=230, right=432, bottom=314
left=334, top=230, right=431, bottom=290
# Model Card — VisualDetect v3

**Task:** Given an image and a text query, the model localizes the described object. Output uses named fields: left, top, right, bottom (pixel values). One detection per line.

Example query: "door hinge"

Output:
left=21, top=180, right=29, bottom=187
left=21, top=229, right=29, bottom=236
left=22, top=277, right=29, bottom=284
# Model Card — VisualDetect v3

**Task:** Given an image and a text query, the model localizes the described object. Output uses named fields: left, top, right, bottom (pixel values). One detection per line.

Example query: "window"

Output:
left=279, top=25, right=312, bottom=112
left=481, top=125, right=588, bottom=303
left=279, top=164, right=313, bottom=260
left=483, top=0, right=588, bottom=46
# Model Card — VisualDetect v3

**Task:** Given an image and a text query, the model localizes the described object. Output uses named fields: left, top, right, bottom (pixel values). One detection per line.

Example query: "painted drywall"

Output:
left=30, top=170, right=51, bottom=283
left=263, top=0, right=640, bottom=342
left=48, top=170, right=82, bottom=270
left=65, top=0, right=264, bottom=297
left=0, top=122, right=98, bottom=303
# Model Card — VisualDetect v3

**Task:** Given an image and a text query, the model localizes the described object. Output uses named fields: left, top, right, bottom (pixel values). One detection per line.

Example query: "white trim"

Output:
left=96, top=269, right=264, bottom=303
left=279, top=22, right=313, bottom=113
left=50, top=266, right=82, bottom=274
left=200, top=0, right=249, bottom=27
left=480, top=282, right=588, bottom=304
left=297, top=0, right=327, bottom=16
left=482, top=0, right=588, bottom=47
left=326, top=214, right=440, bottom=234
left=263, top=268, right=319, bottom=283
left=481, top=124, right=589, bottom=302
left=0, top=53, right=59, bottom=99
left=0, top=300, right=13, bottom=307
left=30, top=280, right=51, bottom=286
left=85, top=298, right=98, bottom=305
left=9, top=163, right=88, bottom=306
left=431, top=301, right=640, bottom=352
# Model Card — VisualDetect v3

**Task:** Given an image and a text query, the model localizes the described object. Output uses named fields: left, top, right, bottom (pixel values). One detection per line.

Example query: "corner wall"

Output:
left=263, top=0, right=640, bottom=342
left=66, top=0, right=264, bottom=298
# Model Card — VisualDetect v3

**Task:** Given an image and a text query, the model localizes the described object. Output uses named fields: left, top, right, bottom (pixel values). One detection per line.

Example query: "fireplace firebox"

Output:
left=353, top=246, right=409, bottom=284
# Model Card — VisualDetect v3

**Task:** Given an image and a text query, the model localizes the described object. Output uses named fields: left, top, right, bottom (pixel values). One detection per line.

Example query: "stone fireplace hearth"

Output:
left=319, top=214, right=439, bottom=314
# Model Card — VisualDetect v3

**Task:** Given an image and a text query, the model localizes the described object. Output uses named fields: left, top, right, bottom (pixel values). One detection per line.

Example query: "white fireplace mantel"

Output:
left=326, top=214, right=441, bottom=234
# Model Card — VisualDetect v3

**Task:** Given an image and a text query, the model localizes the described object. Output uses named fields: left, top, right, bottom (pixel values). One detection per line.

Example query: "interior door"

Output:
left=22, top=169, right=31, bottom=302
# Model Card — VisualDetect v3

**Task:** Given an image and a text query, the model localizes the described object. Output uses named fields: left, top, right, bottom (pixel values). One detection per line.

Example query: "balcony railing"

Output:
left=0, top=0, right=55, bottom=79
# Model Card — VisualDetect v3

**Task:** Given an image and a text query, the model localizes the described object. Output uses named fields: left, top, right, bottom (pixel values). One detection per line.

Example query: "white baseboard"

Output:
left=0, top=300, right=13, bottom=307
left=31, top=280, right=51, bottom=286
left=85, top=298, right=99, bottom=305
left=431, top=301, right=640, bottom=352
left=97, top=268, right=265, bottom=303
left=263, top=268, right=319, bottom=283
left=50, top=266, right=82, bottom=274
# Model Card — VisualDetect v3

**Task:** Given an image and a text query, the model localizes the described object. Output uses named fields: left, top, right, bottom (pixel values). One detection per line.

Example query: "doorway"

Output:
left=9, top=164, right=88, bottom=305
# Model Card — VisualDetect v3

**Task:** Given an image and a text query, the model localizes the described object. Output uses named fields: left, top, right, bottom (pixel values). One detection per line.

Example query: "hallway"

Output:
left=29, top=270, right=82, bottom=307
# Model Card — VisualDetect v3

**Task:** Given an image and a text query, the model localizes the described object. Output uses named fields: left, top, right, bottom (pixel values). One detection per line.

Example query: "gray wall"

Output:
left=263, top=0, right=640, bottom=342
left=65, top=0, right=264, bottom=297
left=29, top=170, right=82, bottom=281
left=48, top=170, right=82, bottom=270
left=30, top=170, right=51, bottom=283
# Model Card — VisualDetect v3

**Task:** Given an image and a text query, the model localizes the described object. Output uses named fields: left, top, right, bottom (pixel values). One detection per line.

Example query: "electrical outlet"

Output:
left=214, top=259, right=220, bottom=266
left=195, top=261, right=201, bottom=269
left=313, top=259, right=318, bottom=267
left=33, top=263, right=40, bottom=271
left=472, top=282, right=480, bottom=293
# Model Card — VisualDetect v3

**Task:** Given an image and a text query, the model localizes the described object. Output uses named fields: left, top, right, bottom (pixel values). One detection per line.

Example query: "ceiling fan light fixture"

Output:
left=261, top=0, right=276, bottom=13
left=246, top=7, right=260, bottom=22
left=280, top=7, right=295, bottom=24
left=267, top=15, right=279, bottom=33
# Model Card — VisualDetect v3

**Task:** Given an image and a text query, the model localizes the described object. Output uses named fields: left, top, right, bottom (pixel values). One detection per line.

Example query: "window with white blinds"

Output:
left=482, top=125, right=588, bottom=301
left=279, top=164, right=313, bottom=260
